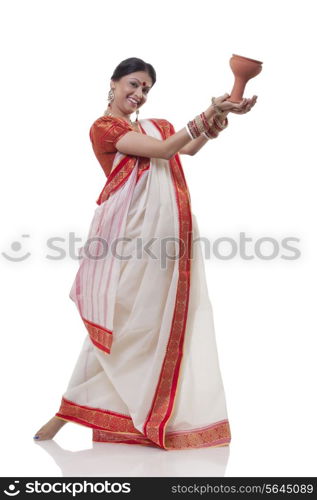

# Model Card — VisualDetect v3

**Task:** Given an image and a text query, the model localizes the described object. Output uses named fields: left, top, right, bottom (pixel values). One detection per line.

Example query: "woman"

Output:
left=34, top=57, right=257, bottom=449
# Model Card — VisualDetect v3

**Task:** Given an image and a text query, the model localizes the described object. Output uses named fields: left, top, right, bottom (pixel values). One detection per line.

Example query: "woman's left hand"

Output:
left=228, top=95, right=258, bottom=114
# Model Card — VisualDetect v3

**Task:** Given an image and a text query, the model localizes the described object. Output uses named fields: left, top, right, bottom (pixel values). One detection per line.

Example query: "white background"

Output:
left=1, top=0, right=316, bottom=477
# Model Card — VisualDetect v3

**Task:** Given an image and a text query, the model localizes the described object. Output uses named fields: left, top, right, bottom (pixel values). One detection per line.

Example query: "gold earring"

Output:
left=107, top=88, right=115, bottom=106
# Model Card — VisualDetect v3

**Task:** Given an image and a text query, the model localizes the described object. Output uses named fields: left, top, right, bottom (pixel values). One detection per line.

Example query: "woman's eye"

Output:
left=130, top=81, right=149, bottom=94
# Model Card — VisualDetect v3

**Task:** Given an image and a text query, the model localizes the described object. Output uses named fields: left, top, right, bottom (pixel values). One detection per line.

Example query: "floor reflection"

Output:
left=34, top=440, right=230, bottom=477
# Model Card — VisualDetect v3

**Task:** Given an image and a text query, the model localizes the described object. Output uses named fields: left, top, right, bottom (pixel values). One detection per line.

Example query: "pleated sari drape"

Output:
left=55, top=116, right=231, bottom=450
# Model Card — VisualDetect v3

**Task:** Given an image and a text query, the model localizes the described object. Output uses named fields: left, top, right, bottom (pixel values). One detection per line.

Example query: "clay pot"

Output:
left=228, top=54, right=263, bottom=103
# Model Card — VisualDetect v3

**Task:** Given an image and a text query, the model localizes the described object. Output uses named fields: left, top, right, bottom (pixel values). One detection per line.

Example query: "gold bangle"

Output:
left=194, top=114, right=205, bottom=134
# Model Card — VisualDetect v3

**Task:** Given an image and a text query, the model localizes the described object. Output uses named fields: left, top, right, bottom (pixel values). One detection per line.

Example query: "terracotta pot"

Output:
left=228, top=54, right=263, bottom=103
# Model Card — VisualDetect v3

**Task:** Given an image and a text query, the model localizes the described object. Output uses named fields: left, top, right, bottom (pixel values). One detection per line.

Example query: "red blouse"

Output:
left=89, top=115, right=150, bottom=178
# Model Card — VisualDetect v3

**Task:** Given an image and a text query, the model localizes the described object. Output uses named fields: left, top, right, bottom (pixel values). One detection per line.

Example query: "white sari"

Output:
left=55, top=118, right=231, bottom=450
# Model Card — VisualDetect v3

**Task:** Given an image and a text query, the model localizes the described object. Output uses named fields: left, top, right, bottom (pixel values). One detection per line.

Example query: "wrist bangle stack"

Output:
left=187, top=114, right=204, bottom=138
left=186, top=101, right=229, bottom=141
left=202, top=128, right=219, bottom=140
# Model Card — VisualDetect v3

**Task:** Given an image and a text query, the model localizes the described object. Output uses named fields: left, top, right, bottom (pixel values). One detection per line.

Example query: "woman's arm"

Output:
left=178, top=134, right=210, bottom=156
left=116, top=126, right=191, bottom=160
left=180, top=95, right=258, bottom=155
left=116, top=103, right=222, bottom=160
left=179, top=110, right=229, bottom=156
left=116, top=95, right=254, bottom=159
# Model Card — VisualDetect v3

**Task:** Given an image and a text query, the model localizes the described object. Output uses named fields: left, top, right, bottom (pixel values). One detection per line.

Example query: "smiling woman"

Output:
left=34, top=56, right=256, bottom=449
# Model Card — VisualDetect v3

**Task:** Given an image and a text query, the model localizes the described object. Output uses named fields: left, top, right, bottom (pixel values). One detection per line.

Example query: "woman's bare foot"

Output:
left=33, top=416, right=67, bottom=441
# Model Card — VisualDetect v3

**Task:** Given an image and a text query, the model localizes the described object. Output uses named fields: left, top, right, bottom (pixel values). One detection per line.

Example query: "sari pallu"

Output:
left=56, top=117, right=231, bottom=450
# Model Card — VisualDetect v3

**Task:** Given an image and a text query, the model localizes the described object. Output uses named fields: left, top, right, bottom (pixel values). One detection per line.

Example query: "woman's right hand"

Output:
left=212, top=93, right=258, bottom=115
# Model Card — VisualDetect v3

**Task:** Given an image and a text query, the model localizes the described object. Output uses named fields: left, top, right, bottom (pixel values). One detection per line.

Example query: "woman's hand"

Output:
left=213, top=93, right=258, bottom=115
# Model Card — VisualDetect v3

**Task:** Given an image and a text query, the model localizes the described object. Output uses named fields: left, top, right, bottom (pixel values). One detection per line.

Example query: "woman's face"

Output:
left=110, top=71, right=153, bottom=116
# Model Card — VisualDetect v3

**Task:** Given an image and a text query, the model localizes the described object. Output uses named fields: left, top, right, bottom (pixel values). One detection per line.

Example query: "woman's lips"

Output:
left=127, top=97, right=139, bottom=106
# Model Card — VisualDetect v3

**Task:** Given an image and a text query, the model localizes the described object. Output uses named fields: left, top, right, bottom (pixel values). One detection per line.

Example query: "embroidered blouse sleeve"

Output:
left=89, top=117, right=133, bottom=152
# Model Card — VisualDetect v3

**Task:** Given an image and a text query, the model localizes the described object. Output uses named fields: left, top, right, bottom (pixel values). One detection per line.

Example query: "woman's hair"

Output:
left=110, top=57, right=156, bottom=87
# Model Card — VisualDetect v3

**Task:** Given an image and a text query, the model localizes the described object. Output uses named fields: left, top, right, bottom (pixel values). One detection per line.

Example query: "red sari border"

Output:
left=140, top=119, right=193, bottom=449
left=93, top=422, right=231, bottom=450
left=96, top=156, right=137, bottom=206
left=56, top=397, right=139, bottom=434
left=80, top=316, right=113, bottom=354
left=55, top=397, right=231, bottom=450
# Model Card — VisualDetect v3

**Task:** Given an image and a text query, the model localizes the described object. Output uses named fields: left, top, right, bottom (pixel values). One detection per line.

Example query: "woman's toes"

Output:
left=33, top=431, right=49, bottom=441
left=33, top=427, right=48, bottom=441
left=33, top=428, right=43, bottom=439
left=33, top=432, right=43, bottom=440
